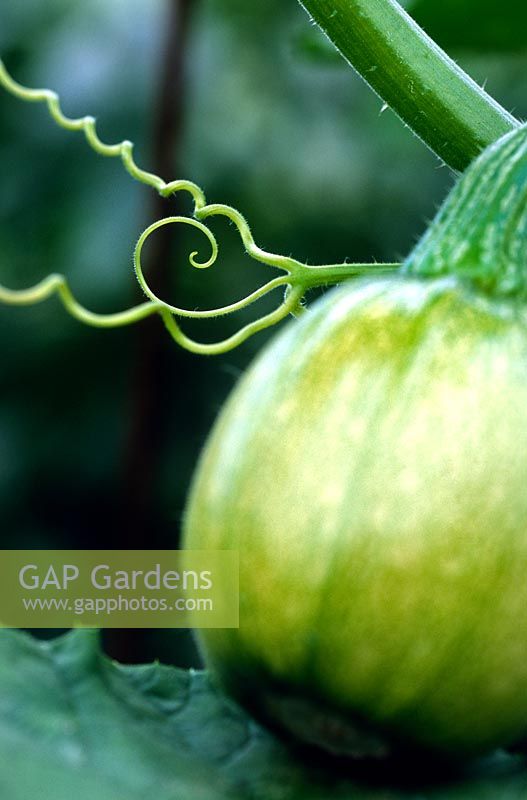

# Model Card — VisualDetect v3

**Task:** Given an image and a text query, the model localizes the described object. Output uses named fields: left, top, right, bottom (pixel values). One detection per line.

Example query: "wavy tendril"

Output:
left=0, top=59, right=400, bottom=354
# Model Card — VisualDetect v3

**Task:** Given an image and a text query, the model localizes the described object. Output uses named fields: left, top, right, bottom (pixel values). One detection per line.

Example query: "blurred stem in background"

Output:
left=106, top=0, right=195, bottom=664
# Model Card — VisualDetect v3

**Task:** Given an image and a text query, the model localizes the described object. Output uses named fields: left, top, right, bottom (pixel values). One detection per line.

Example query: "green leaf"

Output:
left=1, top=629, right=527, bottom=799
left=0, top=629, right=226, bottom=800
left=408, top=0, right=527, bottom=53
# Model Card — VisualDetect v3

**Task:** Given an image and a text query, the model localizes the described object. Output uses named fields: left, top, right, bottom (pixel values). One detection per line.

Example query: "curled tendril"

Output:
left=0, top=59, right=401, bottom=354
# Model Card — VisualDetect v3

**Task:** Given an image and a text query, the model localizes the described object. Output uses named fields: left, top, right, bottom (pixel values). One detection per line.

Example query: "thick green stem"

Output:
left=405, top=125, right=527, bottom=301
left=298, top=0, right=520, bottom=171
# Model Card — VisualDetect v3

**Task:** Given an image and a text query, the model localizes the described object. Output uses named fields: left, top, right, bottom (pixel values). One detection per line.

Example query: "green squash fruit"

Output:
left=183, top=126, right=527, bottom=759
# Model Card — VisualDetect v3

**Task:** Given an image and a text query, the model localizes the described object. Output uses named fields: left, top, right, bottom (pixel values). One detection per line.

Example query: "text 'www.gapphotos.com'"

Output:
left=22, top=595, right=214, bottom=615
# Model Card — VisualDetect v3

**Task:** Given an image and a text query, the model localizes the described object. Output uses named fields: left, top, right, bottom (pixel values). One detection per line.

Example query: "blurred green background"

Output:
left=0, top=0, right=526, bottom=666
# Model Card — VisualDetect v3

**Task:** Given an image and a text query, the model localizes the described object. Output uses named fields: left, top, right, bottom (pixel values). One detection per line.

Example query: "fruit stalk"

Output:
left=298, top=0, right=519, bottom=170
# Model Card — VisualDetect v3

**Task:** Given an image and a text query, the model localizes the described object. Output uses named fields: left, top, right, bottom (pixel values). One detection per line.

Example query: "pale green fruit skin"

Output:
left=183, top=275, right=527, bottom=759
